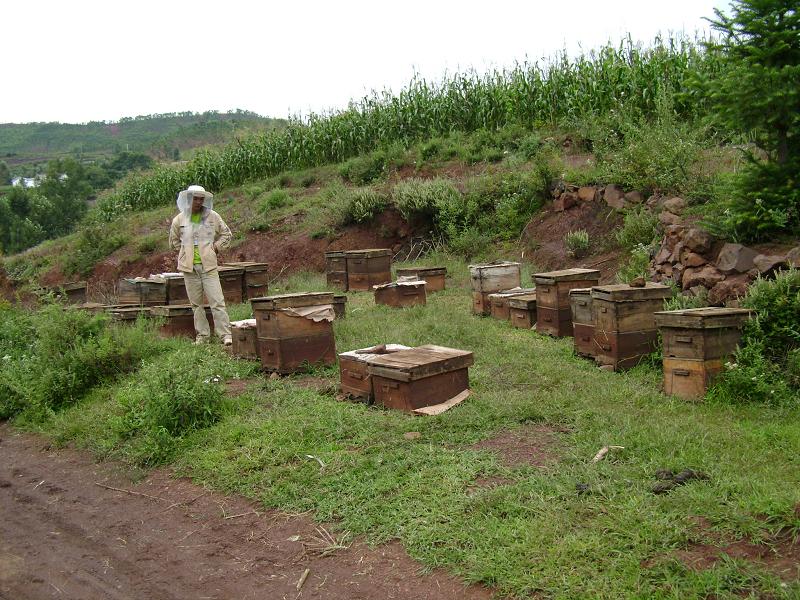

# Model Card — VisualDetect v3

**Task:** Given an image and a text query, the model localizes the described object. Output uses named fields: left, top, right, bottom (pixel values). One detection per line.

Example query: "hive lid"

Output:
left=507, top=293, right=537, bottom=309
left=487, top=287, right=536, bottom=300
left=591, top=282, right=672, bottom=301
left=251, top=292, right=335, bottom=309
left=324, top=250, right=348, bottom=258
left=469, top=260, right=520, bottom=271
left=218, top=265, right=245, bottom=275
left=654, top=307, right=754, bottom=329
left=367, top=344, right=474, bottom=382
left=396, top=266, right=447, bottom=276
left=223, top=261, right=268, bottom=272
left=344, top=248, right=392, bottom=258
left=533, top=268, right=601, bottom=283
left=231, top=319, right=257, bottom=329
left=107, top=306, right=151, bottom=319
left=569, top=287, right=593, bottom=297
left=150, top=304, right=210, bottom=317
left=338, top=343, right=412, bottom=363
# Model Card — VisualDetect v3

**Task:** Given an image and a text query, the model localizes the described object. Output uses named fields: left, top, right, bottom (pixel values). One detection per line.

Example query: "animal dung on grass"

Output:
left=367, top=345, right=474, bottom=414
left=150, top=305, right=215, bottom=338
left=251, top=293, right=336, bottom=374
left=508, top=293, right=538, bottom=329
left=533, top=268, right=600, bottom=337
left=591, top=283, right=672, bottom=371
left=338, top=344, right=411, bottom=401
left=230, top=319, right=258, bottom=360
left=654, top=307, right=753, bottom=400
left=373, top=278, right=427, bottom=308
left=395, top=267, right=447, bottom=292
left=489, top=288, right=537, bottom=321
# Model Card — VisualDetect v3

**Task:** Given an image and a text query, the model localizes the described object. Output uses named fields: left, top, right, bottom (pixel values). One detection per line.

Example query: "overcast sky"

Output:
left=2, top=0, right=730, bottom=124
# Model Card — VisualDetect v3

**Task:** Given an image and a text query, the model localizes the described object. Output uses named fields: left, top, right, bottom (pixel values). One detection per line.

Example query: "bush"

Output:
left=339, top=151, right=387, bottom=185
left=393, top=178, right=461, bottom=222
left=137, top=232, right=163, bottom=254
left=63, top=221, right=129, bottom=277
left=448, top=227, right=493, bottom=259
left=260, top=189, right=291, bottom=212
left=617, top=243, right=654, bottom=284
left=615, top=207, right=660, bottom=251
left=342, top=188, right=388, bottom=224
left=564, top=230, right=590, bottom=258
left=517, top=132, right=544, bottom=159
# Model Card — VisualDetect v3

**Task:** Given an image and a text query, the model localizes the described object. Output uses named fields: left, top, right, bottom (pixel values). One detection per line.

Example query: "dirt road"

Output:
left=0, top=426, right=493, bottom=600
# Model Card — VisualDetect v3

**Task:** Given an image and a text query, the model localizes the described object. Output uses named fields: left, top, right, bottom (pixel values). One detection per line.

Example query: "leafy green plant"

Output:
left=617, top=243, right=654, bottom=283
left=615, top=207, right=660, bottom=250
left=564, top=229, right=590, bottom=258
left=260, top=189, right=291, bottom=212
left=338, top=151, right=387, bottom=185
left=341, top=189, right=388, bottom=224
left=63, top=221, right=129, bottom=277
left=393, top=178, right=461, bottom=222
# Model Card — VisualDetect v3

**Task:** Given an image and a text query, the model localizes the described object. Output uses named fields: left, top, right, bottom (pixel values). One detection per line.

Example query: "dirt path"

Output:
left=0, top=426, right=493, bottom=600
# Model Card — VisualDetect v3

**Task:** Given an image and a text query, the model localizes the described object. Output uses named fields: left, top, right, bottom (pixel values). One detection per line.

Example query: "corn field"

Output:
left=97, top=36, right=718, bottom=220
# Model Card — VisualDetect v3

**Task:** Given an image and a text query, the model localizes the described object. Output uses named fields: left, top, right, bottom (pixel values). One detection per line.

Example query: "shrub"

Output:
left=260, top=189, right=291, bottom=212
left=136, top=232, right=163, bottom=254
left=342, top=189, right=388, bottom=224
left=63, top=221, right=129, bottom=277
left=615, top=207, right=660, bottom=251
left=617, top=243, right=654, bottom=284
left=517, top=132, right=543, bottom=159
left=339, top=151, right=387, bottom=185
left=564, top=230, right=590, bottom=258
left=393, top=178, right=461, bottom=222
left=448, top=227, right=493, bottom=259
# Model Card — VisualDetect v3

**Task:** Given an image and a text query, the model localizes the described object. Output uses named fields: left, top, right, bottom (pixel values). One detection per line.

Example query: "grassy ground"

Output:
left=30, top=256, right=800, bottom=599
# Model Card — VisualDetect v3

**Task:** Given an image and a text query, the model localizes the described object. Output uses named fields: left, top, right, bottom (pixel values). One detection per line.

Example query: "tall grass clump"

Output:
left=95, top=37, right=715, bottom=220
left=615, top=206, right=660, bottom=250
left=564, top=230, right=590, bottom=258
left=393, top=178, right=461, bottom=223
left=341, top=188, right=388, bottom=224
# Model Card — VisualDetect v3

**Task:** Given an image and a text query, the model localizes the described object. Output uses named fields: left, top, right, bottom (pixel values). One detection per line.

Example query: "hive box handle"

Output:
left=674, top=369, right=690, bottom=376
left=675, top=336, right=693, bottom=344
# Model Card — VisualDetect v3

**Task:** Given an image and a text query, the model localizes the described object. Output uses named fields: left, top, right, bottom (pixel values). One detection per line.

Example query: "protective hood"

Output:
left=176, top=184, right=214, bottom=215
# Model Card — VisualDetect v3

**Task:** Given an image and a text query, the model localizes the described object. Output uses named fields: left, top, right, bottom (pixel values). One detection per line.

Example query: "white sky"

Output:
left=2, top=0, right=730, bottom=124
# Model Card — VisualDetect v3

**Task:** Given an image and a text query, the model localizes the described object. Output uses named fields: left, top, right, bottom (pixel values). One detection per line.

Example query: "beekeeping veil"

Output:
left=176, top=185, right=215, bottom=248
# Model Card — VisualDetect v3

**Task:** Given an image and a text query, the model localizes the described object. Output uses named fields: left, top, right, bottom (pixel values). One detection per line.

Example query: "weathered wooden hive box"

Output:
left=164, top=273, right=189, bottom=305
left=230, top=319, right=258, bottom=360
left=332, top=294, right=347, bottom=319
left=508, top=293, right=537, bottom=329
left=591, top=283, right=672, bottom=370
left=251, top=292, right=337, bottom=373
left=338, top=344, right=411, bottom=400
left=533, top=268, right=600, bottom=337
left=346, top=249, right=392, bottom=292
left=469, top=261, right=521, bottom=316
left=117, top=279, right=142, bottom=305
left=106, top=306, right=152, bottom=324
left=217, top=266, right=246, bottom=304
left=224, top=262, right=269, bottom=299
left=57, top=281, right=87, bottom=304
left=151, top=305, right=215, bottom=338
left=117, top=278, right=167, bottom=306
left=569, top=288, right=595, bottom=358
left=367, top=345, right=474, bottom=413
left=374, top=280, right=427, bottom=308
left=395, top=267, right=447, bottom=292
left=325, top=251, right=349, bottom=291
left=489, top=288, right=536, bottom=320
left=654, top=307, right=753, bottom=400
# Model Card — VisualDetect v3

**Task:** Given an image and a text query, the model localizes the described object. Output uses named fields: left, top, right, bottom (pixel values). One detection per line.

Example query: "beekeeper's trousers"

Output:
left=183, top=264, right=231, bottom=340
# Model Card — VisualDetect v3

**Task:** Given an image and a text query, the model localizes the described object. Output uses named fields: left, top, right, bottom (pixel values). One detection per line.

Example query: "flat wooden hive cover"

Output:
left=345, top=248, right=392, bottom=258
left=150, top=305, right=199, bottom=317
left=591, top=282, right=672, bottom=301
left=569, top=287, right=592, bottom=297
left=325, top=251, right=347, bottom=258
left=218, top=266, right=245, bottom=275
left=396, top=267, right=447, bottom=276
left=224, top=261, right=268, bottom=272
left=507, top=293, right=537, bottom=309
left=534, top=268, right=601, bottom=283
left=654, top=307, right=754, bottom=329
left=367, top=344, right=474, bottom=382
left=488, top=287, right=536, bottom=300
left=251, top=292, right=335, bottom=309
left=469, top=260, right=520, bottom=272
left=338, top=343, right=411, bottom=363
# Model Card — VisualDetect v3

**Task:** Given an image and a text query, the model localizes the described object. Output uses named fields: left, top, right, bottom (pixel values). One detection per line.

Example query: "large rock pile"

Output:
left=650, top=224, right=798, bottom=305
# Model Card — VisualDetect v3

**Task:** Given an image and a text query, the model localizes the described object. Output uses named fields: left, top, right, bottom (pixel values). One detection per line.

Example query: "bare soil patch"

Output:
left=224, top=378, right=259, bottom=397
left=469, top=424, right=563, bottom=469
left=0, top=425, right=494, bottom=600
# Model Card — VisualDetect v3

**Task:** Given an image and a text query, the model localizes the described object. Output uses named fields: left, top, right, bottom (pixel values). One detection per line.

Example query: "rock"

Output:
left=683, top=227, right=714, bottom=254
left=662, top=197, right=687, bottom=214
left=624, top=190, right=644, bottom=205
left=269, top=372, right=281, bottom=380
left=707, top=273, right=752, bottom=306
left=659, top=211, right=681, bottom=226
left=682, top=265, right=725, bottom=290
left=716, top=243, right=759, bottom=274
left=577, top=186, right=598, bottom=202
left=662, top=263, right=674, bottom=277
left=554, top=191, right=577, bottom=212
left=598, top=365, right=615, bottom=372
left=630, top=276, right=646, bottom=287
left=681, top=251, right=707, bottom=268
left=655, top=246, right=672, bottom=265
left=669, top=241, right=685, bottom=263
left=646, top=194, right=665, bottom=209
left=787, top=246, right=800, bottom=267
left=603, top=184, right=625, bottom=209
left=403, top=431, right=422, bottom=440
left=665, top=225, right=687, bottom=240
left=753, top=254, right=787, bottom=274
left=689, top=286, right=708, bottom=298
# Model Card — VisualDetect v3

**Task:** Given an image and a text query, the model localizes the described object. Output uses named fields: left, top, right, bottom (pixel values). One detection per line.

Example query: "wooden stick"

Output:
left=161, top=491, right=208, bottom=513
left=94, top=482, right=165, bottom=502
left=296, top=568, right=311, bottom=591
left=223, top=510, right=259, bottom=520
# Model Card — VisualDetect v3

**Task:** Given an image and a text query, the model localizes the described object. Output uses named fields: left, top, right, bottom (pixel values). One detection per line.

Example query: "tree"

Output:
left=0, top=161, right=10, bottom=186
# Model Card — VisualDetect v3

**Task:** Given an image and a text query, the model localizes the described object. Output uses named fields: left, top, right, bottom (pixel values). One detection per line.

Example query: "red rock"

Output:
left=659, top=211, right=681, bottom=226
left=682, top=265, right=725, bottom=290
left=646, top=194, right=665, bottom=209
left=753, top=254, right=787, bottom=274
left=662, top=263, right=673, bottom=277
left=707, top=274, right=752, bottom=306
left=662, top=197, right=687, bottom=214
left=669, top=241, right=685, bottom=263
left=683, top=227, right=713, bottom=254
left=624, top=190, right=644, bottom=205
left=655, top=246, right=672, bottom=265
left=603, top=184, right=625, bottom=209
left=577, top=186, right=598, bottom=202
left=681, top=251, right=706, bottom=268
left=554, top=192, right=577, bottom=212
left=716, top=243, right=759, bottom=274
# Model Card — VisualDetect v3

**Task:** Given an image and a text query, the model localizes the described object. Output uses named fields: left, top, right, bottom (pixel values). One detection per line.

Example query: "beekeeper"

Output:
left=168, top=184, right=233, bottom=345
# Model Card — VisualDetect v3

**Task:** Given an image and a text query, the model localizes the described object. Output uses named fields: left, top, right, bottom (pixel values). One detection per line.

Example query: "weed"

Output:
left=260, top=189, right=291, bottom=212
left=338, top=151, right=387, bottom=185
left=564, top=229, right=590, bottom=258
left=341, top=189, right=387, bottom=224
left=617, top=243, right=654, bottom=283
left=63, top=221, right=129, bottom=277
left=615, top=207, right=660, bottom=251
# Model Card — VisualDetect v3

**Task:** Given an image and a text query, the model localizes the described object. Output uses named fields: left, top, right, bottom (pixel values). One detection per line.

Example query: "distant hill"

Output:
left=0, top=110, right=287, bottom=171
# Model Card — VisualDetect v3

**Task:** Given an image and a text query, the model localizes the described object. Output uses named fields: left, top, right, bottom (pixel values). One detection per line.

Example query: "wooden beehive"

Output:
left=231, top=320, right=258, bottom=360
left=251, top=293, right=336, bottom=373
left=218, top=266, right=245, bottom=304
left=489, top=288, right=536, bottom=320
left=150, top=305, right=215, bottom=338
left=325, top=251, right=349, bottom=291
left=367, top=345, right=474, bottom=413
left=471, top=291, right=493, bottom=316
left=508, top=293, right=537, bottom=329
left=469, top=261, right=521, bottom=293
left=332, top=294, right=347, bottom=319
left=117, top=278, right=166, bottom=306
left=338, top=344, right=411, bottom=401
left=534, top=269, right=600, bottom=337
left=655, top=307, right=753, bottom=400
left=106, top=306, right=151, bottom=324
left=395, top=267, right=447, bottom=292
left=591, top=283, right=672, bottom=370
left=569, top=288, right=594, bottom=358
left=58, top=281, right=87, bottom=304
left=374, top=281, right=427, bottom=308
left=117, top=279, right=141, bottom=305
left=346, top=249, right=392, bottom=292
left=164, top=274, right=189, bottom=305
left=224, top=262, right=269, bottom=299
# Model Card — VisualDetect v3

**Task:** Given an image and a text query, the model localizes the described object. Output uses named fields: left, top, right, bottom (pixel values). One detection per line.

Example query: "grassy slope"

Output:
left=39, top=261, right=800, bottom=599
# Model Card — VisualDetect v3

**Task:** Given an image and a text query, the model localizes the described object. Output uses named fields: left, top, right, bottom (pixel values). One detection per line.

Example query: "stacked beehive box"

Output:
left=117, top=278, right=167, bottom=306
left=223, top=262, right=269, bottom=299
left=325, top=251, right=348, bottom=290
left=367, top=345, right=474, bottom=413
left=655, top=307, right=752, bottom=400
left=163, top=273, right=189, bottom=305
left=56, top=281, right=88, bottom=304
left=469, top=262, right=522, bottom=316
left=230, top=319, right=259, bottom=360
left=569, top=288, right=594, bottom=357
left=338, top=344, right=411, bottom=401
left=332, top=294, right=347, bottom=319
left=217, top=266, right=246, bottom=304
left=374, top=279, right=427, bottom=308
left=251, top=292, right=337, bottom=373
left=591, top=283, right=672, bottom=370
left=508, top=293, right=537, bottom=329
left=488, top=288, right=537, bottom=320
left=533, top=269, right=600, bottom=336
left=150, top=305, right=215, bottom=338
left=106, top=306, right=151, bottom=324
left=394, top=267, right=447, bottom=292
left=346, top=249, right=392, bottom=292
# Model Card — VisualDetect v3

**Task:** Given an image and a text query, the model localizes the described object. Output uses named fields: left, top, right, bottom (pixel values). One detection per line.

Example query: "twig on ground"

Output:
left=161, top=491, right=208, bottom=513
left=591, top=445, right=625, bottom=463
left=223, top=509, right=260, bottom=520
left=296, top=568, right=311, bottom=591
left=94, top=482, right=165, bottom=502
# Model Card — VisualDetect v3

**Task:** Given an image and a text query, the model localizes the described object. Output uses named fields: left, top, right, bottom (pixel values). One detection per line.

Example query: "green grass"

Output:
left=26, top=260, right=799, bottom=599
